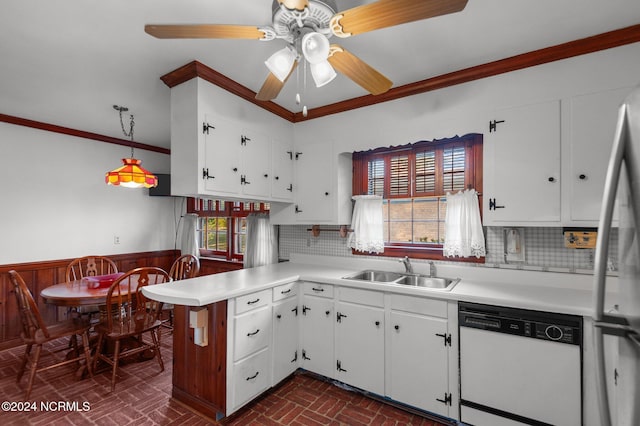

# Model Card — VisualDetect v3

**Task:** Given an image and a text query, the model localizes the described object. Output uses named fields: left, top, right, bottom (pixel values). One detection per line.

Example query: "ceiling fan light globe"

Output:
left=301, top=32, right=330, bottom=64
left=310, top=61, right=337, bottom=87
left=265, top=46, right=296, bottom=82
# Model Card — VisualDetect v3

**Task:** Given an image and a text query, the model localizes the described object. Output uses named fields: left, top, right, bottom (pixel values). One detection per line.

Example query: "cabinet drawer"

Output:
left=235, top=289, right=271, bottom=315
left=273, top=282, right=298, bottom=302
left=234, top=306, right=271, bottom=360
left=302, top=282, right=334, bottom=298
left=338, top=287, right=384, bottom=307
left=389, top=294, right=447, bottom=318
left=232, top=347, right=270, bottom=411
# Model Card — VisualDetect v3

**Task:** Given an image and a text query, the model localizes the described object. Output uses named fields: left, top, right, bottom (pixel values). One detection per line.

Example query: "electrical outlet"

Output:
left=114, top=235, right=120, bottom=245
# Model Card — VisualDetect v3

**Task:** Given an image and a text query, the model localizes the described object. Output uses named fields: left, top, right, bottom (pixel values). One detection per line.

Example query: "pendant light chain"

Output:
left=114, top=105, right=135, bottom=158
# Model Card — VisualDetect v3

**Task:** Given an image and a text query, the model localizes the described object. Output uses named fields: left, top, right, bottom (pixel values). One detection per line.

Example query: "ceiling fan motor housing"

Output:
left=272, top=0, right=337, bottom=41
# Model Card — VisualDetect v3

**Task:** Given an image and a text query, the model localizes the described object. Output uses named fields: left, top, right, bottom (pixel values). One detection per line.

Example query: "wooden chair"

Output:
left=8, top=270, right=93, bottom=400
left=66, top=255, right=118, bottom=320
left=92, top=267, right=169, bottom=391
left=160, top=255, right=200, bottom=336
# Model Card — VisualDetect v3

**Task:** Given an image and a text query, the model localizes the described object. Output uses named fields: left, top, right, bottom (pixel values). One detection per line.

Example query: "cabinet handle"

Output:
left=337, top=312, right=348, bottom=323
left=202, top=122, right=215, bottom=134
left=302, top=350, right=311, bottom=360
left=579, top=174, right=587, bottom=180
left=287, top=184, right=293, bottom=192
left=276, top=314, right=282, bottom=319
left=241, top=175, right=251, bottom=185
left=247, top=298, right=260, bottom=305
left=264, top=174, right=268, bottom=178
left=241, top=135, right=251, bottom=146
left=489, top=198, right=505, bottom=210
left=302, top=305, right=311, bottom=315
left=325, top=310, right=331, bottom=316
left=202, top=168, right=214, bottom=180
left=292, top=306, right=298, bottom=316
left=324, top=192, right=329, bottom=196
left=291, top=351, right=298, bottom=363
left=275, top=176, right=279, bottom=180
left=394, top=325, right=400, bottom=331
left=281, top=289, right=291, bottom=294
left=548, top=176, right=556, bottom=182
left=246, top=371, right=259, bottom=381
left=247, top=329, right=260, bottom=337
left=312, top=287, right=324, bottom=292
left=295, top=205, right=302, bottom=213
left=295, top=152, right=303, bottom=160
left=375, top=321, right=380, bottom=327
left=435, top=332, right=452, bottom=346
left=336, top=360, right=347, bottom=372
left=436, top=393, right=452, bottom=406
left=232, top=167, right=238, bottom=172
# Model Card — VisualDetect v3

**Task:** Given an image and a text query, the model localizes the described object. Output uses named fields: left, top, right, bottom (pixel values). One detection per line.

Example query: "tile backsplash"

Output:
left=278, top=225, right=618, bottom=273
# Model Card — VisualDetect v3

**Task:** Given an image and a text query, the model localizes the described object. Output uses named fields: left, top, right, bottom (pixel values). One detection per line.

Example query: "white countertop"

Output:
left=142, top=254, right=619, bottom=317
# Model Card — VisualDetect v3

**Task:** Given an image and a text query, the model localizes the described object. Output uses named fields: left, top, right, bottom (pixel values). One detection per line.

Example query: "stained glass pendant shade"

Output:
left=106, top=105, right=157, bottom=188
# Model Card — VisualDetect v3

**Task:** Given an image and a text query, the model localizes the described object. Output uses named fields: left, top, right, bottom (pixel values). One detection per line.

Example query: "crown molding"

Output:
left=0, top=113, right=170, bottom=155
left=161, top=24, right=640, bottom=123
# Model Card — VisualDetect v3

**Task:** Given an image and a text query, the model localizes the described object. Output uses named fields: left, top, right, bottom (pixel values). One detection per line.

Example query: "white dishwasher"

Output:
left=459, top=302, right=582, bottom=426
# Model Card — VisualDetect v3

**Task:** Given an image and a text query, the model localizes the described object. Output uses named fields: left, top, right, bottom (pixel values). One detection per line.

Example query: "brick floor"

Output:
left=0, top=332, right=448, bottom=425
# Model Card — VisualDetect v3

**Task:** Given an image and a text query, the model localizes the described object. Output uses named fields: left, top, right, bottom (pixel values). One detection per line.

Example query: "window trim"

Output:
left=352, top=133, right=484, bottom=262
left=187, top=198, right=269, bottom=261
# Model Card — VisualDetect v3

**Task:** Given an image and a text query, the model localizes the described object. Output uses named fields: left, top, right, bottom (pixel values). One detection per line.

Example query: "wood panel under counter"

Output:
left=172, top=301, right=227, bottom=420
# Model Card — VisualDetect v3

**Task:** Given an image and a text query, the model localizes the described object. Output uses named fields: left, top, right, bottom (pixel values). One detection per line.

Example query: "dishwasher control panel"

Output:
left=459, top=302, right=582, bottom=345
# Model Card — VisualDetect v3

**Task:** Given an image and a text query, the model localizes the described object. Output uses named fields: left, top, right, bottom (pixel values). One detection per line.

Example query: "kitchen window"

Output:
left=187, top=198, right=269, bottom=261
left=352, top=133, right=483, bottom=261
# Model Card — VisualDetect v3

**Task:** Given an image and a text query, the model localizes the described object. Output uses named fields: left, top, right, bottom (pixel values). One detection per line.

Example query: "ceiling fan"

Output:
left=145, top=0, right=468, bottom=103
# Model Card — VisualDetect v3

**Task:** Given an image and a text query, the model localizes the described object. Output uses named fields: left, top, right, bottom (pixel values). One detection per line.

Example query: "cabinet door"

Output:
left=272, top=297, right=299, bottom=384
left=335, top=301, right=385, bottom=395
left=484, top=100, right=561, bottom=225
left=203, top=114, right=241, bottom=194
left=271, top=138, right=294, bottom=201
left=300, top=295, right=334, bottom=378
left=388, top=311, right=450, bottom=416
left=241, top=128, right=271, bottom=198
left=294, top=142, right=334, bottom=222
left=567, top=87, right=629, bottom=223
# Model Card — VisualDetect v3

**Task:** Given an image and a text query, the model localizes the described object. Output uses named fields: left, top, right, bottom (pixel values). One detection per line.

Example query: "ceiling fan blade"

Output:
left=328, top=45, right=392, bottom=95
left=255, top=61, right=298, bottom=101
left=277, top=0, right=309, bottom=11
left=330, top=0, right=468, bottom=38
left=144, top=24, right=265, bottom=39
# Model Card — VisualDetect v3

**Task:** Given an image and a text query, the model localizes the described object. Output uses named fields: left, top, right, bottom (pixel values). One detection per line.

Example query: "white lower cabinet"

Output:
left=300, top=282, right=335, bottom=378
left=227, top=282, right=456, bottom=420
left=227, top=289, right=273, bottom=415
left=386, top=295, right=452, bottom=417
left=272, top=283, right=299, bottom=384
left=335, top=287, right=385, bottom=395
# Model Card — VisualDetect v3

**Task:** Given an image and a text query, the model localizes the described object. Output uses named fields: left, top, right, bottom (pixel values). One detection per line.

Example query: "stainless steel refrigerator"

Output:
left=593, top=85, right=640, bottom=426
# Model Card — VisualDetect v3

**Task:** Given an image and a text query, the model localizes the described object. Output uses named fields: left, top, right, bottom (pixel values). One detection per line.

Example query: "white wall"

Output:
left=294, top=43, right=640, bottom=153
left=0, top=122, right=178, bottom=264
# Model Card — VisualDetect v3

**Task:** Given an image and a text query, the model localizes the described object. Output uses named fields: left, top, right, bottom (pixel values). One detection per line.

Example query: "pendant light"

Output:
left=105, top=105, right=158, bottom=188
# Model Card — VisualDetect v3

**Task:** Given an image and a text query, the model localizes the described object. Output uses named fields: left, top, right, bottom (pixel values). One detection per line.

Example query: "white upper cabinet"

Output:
left=270, top=138, right=294, bottom=201
left=169, top=78, right=293, bottom=202
left=484, top=99, right=561, bottom=226
left=270, top=139, right=352, bottom=225
left=564, top=87, right=630, bottom=225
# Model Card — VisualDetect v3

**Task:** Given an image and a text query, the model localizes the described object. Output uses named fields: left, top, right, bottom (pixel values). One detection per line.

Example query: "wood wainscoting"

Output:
left=0, top=250, right=176, bottom=350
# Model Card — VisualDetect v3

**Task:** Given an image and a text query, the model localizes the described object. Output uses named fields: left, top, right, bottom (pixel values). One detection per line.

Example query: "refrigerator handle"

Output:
left=593, top=103, right=629, bottom=426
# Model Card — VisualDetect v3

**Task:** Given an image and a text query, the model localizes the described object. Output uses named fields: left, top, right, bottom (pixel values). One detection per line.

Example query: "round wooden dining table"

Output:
left=40, top=277, right=133, bottom=307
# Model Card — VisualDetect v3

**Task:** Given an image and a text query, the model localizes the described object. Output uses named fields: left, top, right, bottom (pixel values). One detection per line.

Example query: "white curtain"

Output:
left=347, top=195, right=385, bottom=254
left=443, top=189, right=486, bottom=258
left=179, top=213, right=199, bottom=257
left=244, top=213, right=278, bottom=268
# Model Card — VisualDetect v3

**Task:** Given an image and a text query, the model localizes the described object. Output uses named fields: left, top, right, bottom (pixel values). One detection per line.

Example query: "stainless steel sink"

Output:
left=345, top=270, right=405, bottom=282
left=342, top=270, right=460, bottom=291
left=395, top=275, right=460, bottom=289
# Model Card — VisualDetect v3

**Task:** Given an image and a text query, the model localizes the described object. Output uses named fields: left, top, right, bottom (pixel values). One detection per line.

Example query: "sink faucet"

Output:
left=399, top=256, right=413, bottom=273
left=428, top=261, right=435, bottom=278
